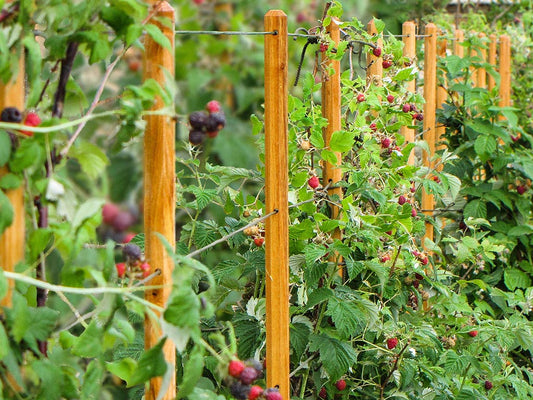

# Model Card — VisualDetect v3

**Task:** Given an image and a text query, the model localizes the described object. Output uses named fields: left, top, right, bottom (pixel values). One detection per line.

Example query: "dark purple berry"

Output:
left=240, top=367, right=258, bottom=385
left=206, top=112, right=226, bottom=132
left=1, top=107, right=22, bottom=123
left=230, top=382, right=251, bottom=400
left=245, top=359, right=264, bottom=377
left=188, top=111, right=208, bottom=130
left=189, top=129, right=205, bottom=145
left=264, top=388, right=283, bottom=400
left=112, top=211, right=135, bottom=231
left=122, top=243, right=142, bottom=263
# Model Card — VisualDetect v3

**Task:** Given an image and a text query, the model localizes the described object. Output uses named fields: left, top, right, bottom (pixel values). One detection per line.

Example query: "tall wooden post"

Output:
left=498, top=35, right=511, bottom=112
left=321, top=19, right=343, bottom=276
left=401, top=21, right=417, bottom=165
left=422, top=23, right=437, bottom=247
left=0, top=55, right=25, bottom=308
left=476, top=33, right=487, bottom=88
left=366, top=19, right=383, bottom=86
left=143, top=2, right=176, bottom=399
left=488, top=34, right=497, bottom=91
left=264, top=10, right=289, bottom=400
left=454, top=29, right=464, bottom=57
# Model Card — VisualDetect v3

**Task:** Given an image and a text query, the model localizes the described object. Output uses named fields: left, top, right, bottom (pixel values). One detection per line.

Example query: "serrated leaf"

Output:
left=70, top=141, right=109, bottom=180
left=309, top=334, right=357, bottom=380
left=474, top=134, right=497, bottom=158
left=0, top=190, right=13, bottom=237
left=329, top=130, right=354, bottom=152
left=127, top=339, right=168, bottom=387
left=504, top=268, right=531, bottom=291
left=72, top=320, right=104, bottom=358
left=463, top=199, right=487, bottom=219
left=80, top=360, right=104, bottom=400
left=291, top=322, right=311, bottom=360
left=145, top=24, right=171, bottom=50
left=178, top=345, right=204, bottom=399
left=0, top=130, right=11, bottom=166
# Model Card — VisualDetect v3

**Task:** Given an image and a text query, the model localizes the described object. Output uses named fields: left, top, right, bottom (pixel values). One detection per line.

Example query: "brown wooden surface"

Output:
left=422, top=23, right=437, bottom=247
left=401, top=21, right=417, bottom=165
left=0, top=56, right=25, bottom=308
left=453, top=29, right=464, bottom=57
left=498, top=35, right=511, bottom=112
left=321, top=19, right=343, bottom=276
left=143, top=2, right=176, bottom=399
left=488, top=34, right=497, bottom=91
left=366, top=19, right=383, bottom=86
left=476, top=33, right=487, bottom=88
left=264, top=10, right=290, bottom=400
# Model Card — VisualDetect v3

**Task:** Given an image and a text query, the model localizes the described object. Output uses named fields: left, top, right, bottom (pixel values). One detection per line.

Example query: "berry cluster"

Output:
left=227, top=359, right=281, bottom=400
left=0, top=107, right=42, bottom=138
left=318, top=379, right=347, bottom=399
left=101, top=202, right=138, bottom=243
left=115, top=243, right=151, bottom=279
left=243, top=223, right=264, bottom=247
left=188, top=100, right=226, bottom=145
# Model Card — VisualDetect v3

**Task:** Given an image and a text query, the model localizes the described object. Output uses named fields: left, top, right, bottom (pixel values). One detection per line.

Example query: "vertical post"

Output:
left=422, top=23, right=437, bottom=247
left=498, top=35, right=511, bottom=112
left=366, top=19, right=383, bottom=86
left=143, top=2, right=176, bottom=400
left=488, top=34, right=497, bottom=91
left=0, top=56, right=25, bottom=308
left=264, top=10, right=289, bottom=400
left=454, top=29, right=464, bottom=57
left=321, top=19, right=342, bottom=276
left=401, top=21, right=416, bottom=165
left=476, top=33, right=487, bottom=88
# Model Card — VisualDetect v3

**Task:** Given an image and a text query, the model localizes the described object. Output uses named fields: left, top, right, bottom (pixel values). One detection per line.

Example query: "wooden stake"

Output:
left=401, top=21, right=416, bottom=165
left=143, top=2, right=176, bottom=399
left=264, top=10, right=289, bottom=400
left=0, top=55, right=25, bottom=308
left=422, top=23, right=437, bottom=247
left=488, top=34, right=497, bottom=91
left=498, top=35, right=511, bottom=112
left=366, top=19, right=383, bottom=86
left=476, top=33, right=487, bottom=88
left=321, top=19, right=343, bottom=276
left=453, top=29, right=464, bottom=57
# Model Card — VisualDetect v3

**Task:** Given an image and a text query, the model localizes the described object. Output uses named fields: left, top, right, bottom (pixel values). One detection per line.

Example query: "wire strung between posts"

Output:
left=175, top=30, right=278, bottom=36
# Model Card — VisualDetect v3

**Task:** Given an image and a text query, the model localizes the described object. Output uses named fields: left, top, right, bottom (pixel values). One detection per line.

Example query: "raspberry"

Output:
left=469, top=330, right=478, bottom=337
left=22, top=112, right=41, bottom=136
left=115, top=262, right=126, bottom=278
left=411, top=207, right=417, bottom=218
left=517, top=185, right=527, bottom=195
left=319, top=387, right=327, bottom=399
left=372, top=46, right=382, bottom=57
left=228, top=360, right=246, bottom=378
left=414, top=113, right=424, bottom=121
left=484, top=380, right=493, bottom=390
left=140, top=262, right=151, bottom=278
left=253, top=237, right=264, bottom=247
left=122, top=232, right=136, bottom=244
left=369, top=123, right=377, bottom=132
left=319, top=43, right=328, bottom=52
left=381, top=137, right=391, bottom=149
left=240, top=367, right=258, bottom=385
left=420, top=256, right=429, bottom=266
left=398, top=195, right=407, bottom=205
left=206, top=100, right=221, bottom=113
left=335, top=379, right=346, bottom=391
left=386, top=94, right=394, bottom=103
left=511, top=135, right=519, bottom=142
left=102, top=203, right=120, bottom=225
left=382, top=60, right=393, bottom=69
left=206, top=112, right=226, bottom=133
left=402, top=104, right=411, bottom=113
left=0, top=107, right=22, bottom=123
left=112, top=211, right=135, bottom=231
left=308, top=175, right=319, bottom=189
left=122, top=243, right=142, bottom=264
left=188, top=111, right=208, bottom=130
left=248, top=385, right=263, bottom=400
left=414, top=273, right=424, bottom=280
left=193, top=0, right=205, bottom=4
left=387, top=338, right=398, bottom=349
left=230, top=381, right=250, bottom=400
left=380, top=254, right=390, bottom=263
left=189, top=129, right=205, bottom=145
left=357, top=93, right=365, bottom=103
left=245, top=359, right=264, bottom=377
left=264, top=388, right=283, bottom=400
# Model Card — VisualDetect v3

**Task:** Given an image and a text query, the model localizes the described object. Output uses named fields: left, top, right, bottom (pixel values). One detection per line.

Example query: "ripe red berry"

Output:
left=386, top=94, right=394, bottom=103
left=414, top=113, right=424, bottom=121
left=308, top=175, right=320, bottom=189
left=432, top=176, right=441, bottom=183
left=319, top=387, right=327, bottom=399
left=420, top=256, right=429, bottom=266
left=369, top=122, right=377, bottom=132
left=380, top=254, right=391, bottom=263
left=320, top=43, right=328, bottom=52
left=102, top=203, right=120, bottom=225
left=402, top=104, right=411, bottom=113
left=484, top=380, right=493, bottom=390
left=206, top=100, right=221, bottom=113
left=385, top=230, right=392, bottom=235
left=382, top=60, right=393, bottom=69
left=357, top=93, right=365, bottom=103
left=517, top=185, right=527, bottom=195
left=398, top=195, right=407, bottom=205
left=372, top=47, right=382, bottom=57
left=410, top=185, right=416, bottom=193
left=469, top=330, right=478, bottom=337
left=253, top=237, right=264, bottom=247
left=21, top=112, right=41, bottom=136
left=248, top=385, right=263, bottom=400
left=511, top=135, right=519, bottom=142
left=115, top=263, right=126, bottom=278
left=128, top=59, right=141, bottom=72
left=335, top=379, right=347, bottom=391
left=381, top=137, right=391, bottom=149
left=411, top=207, right=417, bottom=218
left=122, top=232, right=136, bottom=244
left=140, top=262, right=151, bottom=278
left=387, top=338, right=399, bottom=349
left=228, top=360, right=246, bottom=378
left=265, top=388, right=283, bottom=400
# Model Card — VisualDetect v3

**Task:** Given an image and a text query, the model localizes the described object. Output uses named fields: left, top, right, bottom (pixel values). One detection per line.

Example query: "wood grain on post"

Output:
left=476, top=33, right=487, bottom=88
left=401, top=21, right=417, bottom=165
left=488, top=34, right=497, bottom=91
left=264, top=10, right=289, bottom=400
left=366, top=19, right=383, bottom=86
left=498, top=35, right=511, bottom=112
left=321, top=19, right=343, bottom=276
left=143, top=2, right=176, bottom=399
left=453, top=29, right=464, bottom=57
left=0, top=56, right=25, bottom=308
left=422, top=23, right=437, bottom=247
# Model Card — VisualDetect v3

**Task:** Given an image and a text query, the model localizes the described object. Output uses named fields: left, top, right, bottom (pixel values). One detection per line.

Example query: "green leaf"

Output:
left=72, top=320, right=104, bottom=358
left=309, top=334, right=357, bottom=380
left=250, top=114, right=263, bottom=135
left=144, top=24, right=171, bottom=50
left=0, top=269, right=7, bottom=302
left=0, top=323, right=8, bottom=360
left=463, top=199, right=487, bottom=219
left=80, top=360, right=104, bottom=400
left=291, top=321, right=311, bottom=360
left=69, top=141, right=109, bottom=180
left=178, top=345, right=205, bottom=399
left=329, top=130, right=354, bottom=152
left=373, top=18, right=385, bottom=34
left=128, top=339, right=168, bottom=387
left=107, top=358, right=137, bottom=383
left=321, top=149, right=338, bottom=165
left=0, top=129, right=11, bottom=166
left=164, top=288, right=200, bottom=329
left=326, top=297, right=363, bottom=338
left=504, top=269, right=531, bottom=291
left=474, top=134, right=497, bottom=158
left=72, top=198, right=105, bottom=231
left=0, top=173, right=22, bottom=189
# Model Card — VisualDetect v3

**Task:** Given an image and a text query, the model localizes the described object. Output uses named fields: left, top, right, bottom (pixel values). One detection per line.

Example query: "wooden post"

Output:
left=401, top=21, right=417, bottom=165
left=143, top=2, right=176, bottom=400
left=321, top=19, right=343, bottom=276
left=498, top=35, right=511, bottom=111
left=366, top=19, right=383, bottom=86
left=0, top=55, right=25, bottom=308
left=264, top=10, right=289, bottom=400
left=422, top=23, right=437, bottom=247
left=488, top=34, right=497, bottom=91
left=476, top=33, right=487, bottom=88
left=453, top=29, right=464, bottom=57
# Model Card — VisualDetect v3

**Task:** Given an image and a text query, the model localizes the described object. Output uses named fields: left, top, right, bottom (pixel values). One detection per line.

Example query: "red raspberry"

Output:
left=122, top=232, right=136, bottom=244
left=386, top=94, right=394, bottom=103
left=21, top=112, right=41, bottom=136
left=517, top=185, right=527, bottom=195
left=484, top=380, right=493, bottom=390
left=319, top=387, right=327, bottom=399
left=320, top=43, right=328, bottom=52
left=420, top=256, right=429, bottom=266
left=411, top=207, right=417, bottom=218
left=414, top=113, right=424, bottom=121
left=140, top=262, right=151, bottom=278
left=248, top=385, right=263, bottom=400
left=372, top=47, right=382, bottom=57
left=228, top=360, right=246, bottom=378
left=415, top=273, right=424, bottom=280
left=382, top=60, right=393, bottom=69
left=511, top=135, right=519, bottom=142
left=387, top=338, right=399, bottom=349
left=335, top=379, right=346, bottom=391
left=206, top=100, right=221, bottom=113
left=380, top=254, right=390, bottom=263
left=398, top=195, right=407, bottom=205
left=308, top=175, right=320, bottom=189
left=357, top=93, right=365, bottom=103
left=381, top=137, right=391, bottom=149
left=102, top=203, right=120, bottom=225
left=253, top=237, right=264, bottom=247
left=369, top=122, right=377, bottom=132
left=469, top=330, right=478, bottom=337
left=265, top=388, right=283, bottom=400
left=402, top=104, right=411, bottom=113
left=115, top=263, right=126, bottom=278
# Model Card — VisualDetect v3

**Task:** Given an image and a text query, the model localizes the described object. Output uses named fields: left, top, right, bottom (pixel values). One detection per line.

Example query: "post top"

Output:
left=265, top=10, right=287, bottom=17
